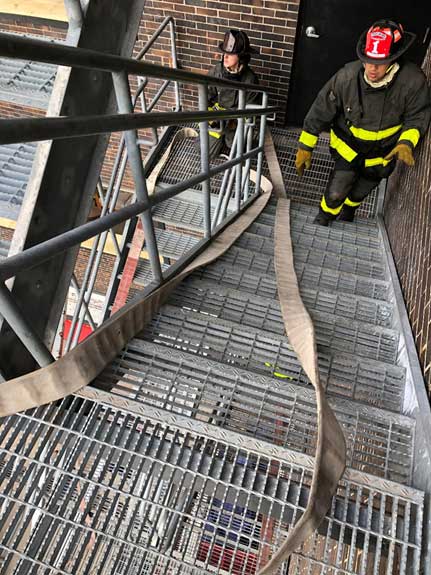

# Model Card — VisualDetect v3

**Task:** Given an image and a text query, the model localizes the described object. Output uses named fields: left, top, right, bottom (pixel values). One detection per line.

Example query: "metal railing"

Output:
left=0, top=31, right=277, bottom=370
left=63, top=16, right=181, bottom=352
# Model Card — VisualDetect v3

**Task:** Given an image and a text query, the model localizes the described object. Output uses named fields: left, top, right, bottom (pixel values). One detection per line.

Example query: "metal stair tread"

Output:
left=239, top=228, right=384, bottom=266
left=249, top=218, right=382, bottom=250
left=169, top=279, right=399, bottom=364
left=95, top=339, right=415, bottom=485
left=184, top=273, right=395, bottom=328
left=220, top=243, right=387, bottom=281
left=196, top=257, right=391, bottom=302
left=3, top=388, right=422, bottom=575
left=140, top=304, right=406, bottom=413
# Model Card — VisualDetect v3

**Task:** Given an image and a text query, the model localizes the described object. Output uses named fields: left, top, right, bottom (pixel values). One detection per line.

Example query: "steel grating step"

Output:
left=193, top=259, right=392, bottom=309
left=140, top=305, right=406, bottom=412
left=133, top=259, right=169, bottom=286
left=169, top=281, right=399, bottom=363
left=238, top=230, right=384, bottom=266
left=267, top=200, right=379, bottom=227
left=183, top=274, right=394, bottom=328
left=219, top=244, right=387, bottom=281
left=0, top=391, right=422, bottom=575
left=95, top=339, right=415, bottom=485
left=249, top=218, right=382, bottom=250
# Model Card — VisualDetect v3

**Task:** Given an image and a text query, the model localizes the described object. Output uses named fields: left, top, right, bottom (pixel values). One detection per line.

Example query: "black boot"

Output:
left=337, top=204, right=356, bottom=222
left=313, top=208, right=336, bottom=227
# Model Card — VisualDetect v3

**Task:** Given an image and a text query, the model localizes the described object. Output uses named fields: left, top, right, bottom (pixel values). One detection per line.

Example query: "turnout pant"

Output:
left=317, top=159, right=396, bottom=223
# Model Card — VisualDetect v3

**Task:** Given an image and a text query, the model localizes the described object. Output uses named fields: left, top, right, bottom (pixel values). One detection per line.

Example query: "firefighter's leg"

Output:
left=208, top=131, right=224, bottom=159
left=338, top=177, right=380, bottom=222
left=314, top=170, right=357, bottom=226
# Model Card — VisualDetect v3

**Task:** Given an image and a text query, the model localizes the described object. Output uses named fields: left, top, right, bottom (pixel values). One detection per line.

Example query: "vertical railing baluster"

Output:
left=235, top=89, right=246, bottom=212
left=198, top=84, right=211, bottom=240
left=255, top=92, right=268, bottom=196
left=112, top=70, right=163, bottom=284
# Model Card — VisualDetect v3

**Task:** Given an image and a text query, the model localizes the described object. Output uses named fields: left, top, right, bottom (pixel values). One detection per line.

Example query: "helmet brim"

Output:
left=218, top=41, right=259, bottom=54
left=356, top=30, right=416, bottom=64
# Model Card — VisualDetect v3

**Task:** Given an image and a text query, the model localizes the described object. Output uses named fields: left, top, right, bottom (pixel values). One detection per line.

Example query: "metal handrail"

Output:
left=0, top=32, right=266, bottom=92
left=0, top=107, right=277, bottom=145
left=0, top=31, right=273, bottom=370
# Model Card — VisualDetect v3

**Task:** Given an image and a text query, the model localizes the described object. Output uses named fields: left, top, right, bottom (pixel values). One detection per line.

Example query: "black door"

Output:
left=286, top=0, right=431, bottom=126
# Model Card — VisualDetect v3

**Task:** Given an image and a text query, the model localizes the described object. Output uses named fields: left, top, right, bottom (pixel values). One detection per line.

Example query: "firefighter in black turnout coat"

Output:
left=296, top=20, right=431, bottom=225
left=206, top=30, right=260, bottom=159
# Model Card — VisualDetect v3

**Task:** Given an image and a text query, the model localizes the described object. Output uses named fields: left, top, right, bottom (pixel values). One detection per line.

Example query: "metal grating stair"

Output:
left=0, top=198, right=424, bottom=572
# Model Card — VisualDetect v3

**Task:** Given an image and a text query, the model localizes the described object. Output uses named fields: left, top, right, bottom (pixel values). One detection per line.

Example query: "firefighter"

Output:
left=295, top=20, right=431, bottom=225
left=206, top=29, right=260, bottom=158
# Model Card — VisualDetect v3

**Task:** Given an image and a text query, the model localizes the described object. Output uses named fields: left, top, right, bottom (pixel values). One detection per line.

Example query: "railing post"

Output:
left=0, top=283, right=54, bottom=368
left=243, top=121, right=253, bottom=201
left=169, top=19, right=181, bottom=111
left=235, top=89, right=246, bottom=212
left=112, top=71, right=163, bottom=284
left=255, top=92, right=268, bottom=196
left=198, top=84, right=211, bottom=240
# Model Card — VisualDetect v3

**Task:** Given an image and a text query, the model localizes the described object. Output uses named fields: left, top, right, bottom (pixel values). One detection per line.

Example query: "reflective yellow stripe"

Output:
left=299, top=130, right=318, bottom=148
left=321, top=195, right=343, bottom=215
left=349, top=124, right=402, bottom=141
left=364, top=157, right=390, bottom=167
left=344, top=197, right=362, bottom=207
left=264, top=362, right=293, bottom=380
left=209, top=130, right=222, bottom=139
left=329, top=130, right=357, bottom=162
left=398, top=128, right=420, bottom=147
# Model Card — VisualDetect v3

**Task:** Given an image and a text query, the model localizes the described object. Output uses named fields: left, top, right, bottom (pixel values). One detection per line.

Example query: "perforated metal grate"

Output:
left=96, top=340, right=414, bottom=485
left=169, top=281, right=399, bottom=363
left=195, top=259, right=391, bottom=305
left=218, top=245, right=387, bottom=282
left=182, top=275, right=394, bottom=329
left=141, top=305, right=406, bottom=413
left=0, top=391, right=421, bottom=574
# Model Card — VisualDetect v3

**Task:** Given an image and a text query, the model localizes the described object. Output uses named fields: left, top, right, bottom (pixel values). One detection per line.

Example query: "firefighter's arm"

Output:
left=385, top=73, right=430, bottom=166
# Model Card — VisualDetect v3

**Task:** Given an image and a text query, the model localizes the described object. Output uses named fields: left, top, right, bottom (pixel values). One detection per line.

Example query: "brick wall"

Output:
left=384, top=44, right=431, bottom=395
left=0, top=13, right=66, bottom=39
left=135, top=0, right=300, bottom=125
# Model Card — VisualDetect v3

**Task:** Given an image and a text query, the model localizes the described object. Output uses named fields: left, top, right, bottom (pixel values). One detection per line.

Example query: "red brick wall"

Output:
left=135, top=0, right=300, bottom=125
left=0, top=13, right=66, bottom=40
left=384, top=44, right=431, bottom=395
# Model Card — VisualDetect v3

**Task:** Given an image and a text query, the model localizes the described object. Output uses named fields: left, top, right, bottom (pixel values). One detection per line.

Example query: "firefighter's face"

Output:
left=223, top=53, right=240, bottom=69
left=364, top=62, right=391, bottom=82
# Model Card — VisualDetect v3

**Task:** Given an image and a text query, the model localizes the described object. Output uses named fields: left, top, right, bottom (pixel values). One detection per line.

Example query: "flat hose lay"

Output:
left=0, top=128, right=346, bottom=572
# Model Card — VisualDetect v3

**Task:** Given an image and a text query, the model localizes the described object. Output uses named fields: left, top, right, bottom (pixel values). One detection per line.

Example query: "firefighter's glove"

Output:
left=384, top=143, right=415, bottom=167
left=295, top=148, right=312, bottom=177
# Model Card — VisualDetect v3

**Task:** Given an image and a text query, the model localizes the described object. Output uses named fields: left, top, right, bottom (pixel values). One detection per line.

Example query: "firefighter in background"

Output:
left=295, top=20, right=431, bottom=226
left=206, top=29, right=260, bottom=159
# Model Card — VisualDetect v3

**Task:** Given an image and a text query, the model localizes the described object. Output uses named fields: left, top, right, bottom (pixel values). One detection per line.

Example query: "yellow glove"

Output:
left=384, top=143, right=415, bottom=167
left=295, top=148, right=312, bottom=177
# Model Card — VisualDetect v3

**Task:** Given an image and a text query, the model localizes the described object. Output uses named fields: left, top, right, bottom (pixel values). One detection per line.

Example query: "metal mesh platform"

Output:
left=0, top=390, right=422, bottom=575
left=140, top=305, right=406, bottom=413
left=95, top=340, right=414, bottom=485
left=168, top=282, right=399, bottom=363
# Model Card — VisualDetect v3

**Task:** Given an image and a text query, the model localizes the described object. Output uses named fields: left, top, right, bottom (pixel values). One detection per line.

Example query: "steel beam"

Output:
left=0, top=0, right=148, bottom=379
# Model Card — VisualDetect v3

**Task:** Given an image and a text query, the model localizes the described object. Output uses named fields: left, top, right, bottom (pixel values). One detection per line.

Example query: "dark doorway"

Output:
left=286, top=0, right=431, bottom=126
